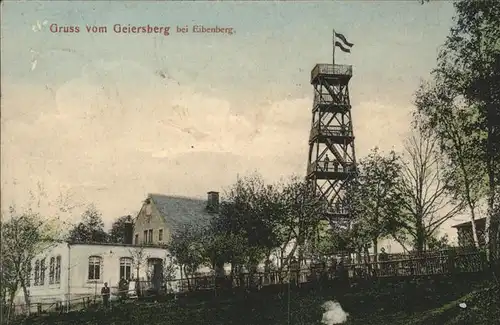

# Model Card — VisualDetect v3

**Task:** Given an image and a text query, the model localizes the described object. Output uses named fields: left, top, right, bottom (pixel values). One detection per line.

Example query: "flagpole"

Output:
left=332, top=28, right=336, bottom=67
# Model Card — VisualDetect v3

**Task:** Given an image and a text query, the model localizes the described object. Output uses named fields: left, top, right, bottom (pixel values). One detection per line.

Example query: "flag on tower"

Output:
left=334, top=32, right=354, bottom=53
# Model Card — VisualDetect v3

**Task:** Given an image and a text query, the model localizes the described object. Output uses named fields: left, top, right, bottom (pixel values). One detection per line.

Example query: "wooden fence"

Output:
left=4, top=294, right=103, bottom=323
left=147, top=249, right=487, bottom=294
left=4, top=249, right=487, bottom=322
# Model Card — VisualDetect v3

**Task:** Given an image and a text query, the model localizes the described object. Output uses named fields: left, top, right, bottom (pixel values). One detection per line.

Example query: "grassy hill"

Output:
left=15, top=275, right=499, bottom=325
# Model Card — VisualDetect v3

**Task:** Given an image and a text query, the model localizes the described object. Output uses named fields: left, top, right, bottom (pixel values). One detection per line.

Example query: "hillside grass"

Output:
left=15, top=276, right=499, bottom=325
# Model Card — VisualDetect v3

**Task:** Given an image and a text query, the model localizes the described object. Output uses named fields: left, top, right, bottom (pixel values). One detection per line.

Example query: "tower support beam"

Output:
left=306, top=63, right=357, bottom=224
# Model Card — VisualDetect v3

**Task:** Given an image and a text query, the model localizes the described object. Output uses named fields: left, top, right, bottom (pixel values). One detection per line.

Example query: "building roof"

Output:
left=67, top=241, right=168, bottom=249
left=148, top=193, right=213, bottom=230
left=451, top=217, right=487, bottom=228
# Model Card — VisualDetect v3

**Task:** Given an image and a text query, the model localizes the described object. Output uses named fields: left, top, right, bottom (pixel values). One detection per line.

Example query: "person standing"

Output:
left=379, top=247, right=389, bottom=275
left=118, top=277, right=129, bottom=302
left=101, top=282, right=111, bottom=309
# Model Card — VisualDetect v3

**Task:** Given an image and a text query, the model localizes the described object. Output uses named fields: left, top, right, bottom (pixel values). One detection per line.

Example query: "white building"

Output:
left=14, top=241, right=177, bottom=305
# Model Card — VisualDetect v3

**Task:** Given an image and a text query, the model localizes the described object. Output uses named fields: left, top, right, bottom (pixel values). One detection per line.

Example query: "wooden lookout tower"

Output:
left=306, top=30, right=358, bottom=227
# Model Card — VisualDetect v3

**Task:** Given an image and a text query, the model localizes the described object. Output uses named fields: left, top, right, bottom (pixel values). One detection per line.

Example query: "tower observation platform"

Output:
left=306, top=62, right=357, bottom=224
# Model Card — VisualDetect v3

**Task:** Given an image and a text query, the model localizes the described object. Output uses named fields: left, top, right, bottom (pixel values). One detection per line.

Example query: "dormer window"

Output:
left=145, top=199, right=152, bottom=216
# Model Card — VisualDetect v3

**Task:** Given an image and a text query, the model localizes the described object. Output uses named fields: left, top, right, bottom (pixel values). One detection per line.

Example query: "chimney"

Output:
left=206, top=191, right=219, bottom=213
left=123, top=215, right=134, bottom=244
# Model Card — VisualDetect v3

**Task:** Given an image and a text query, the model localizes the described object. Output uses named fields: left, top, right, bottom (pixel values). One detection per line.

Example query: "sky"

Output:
left=0, top=1, right=466, bottom=244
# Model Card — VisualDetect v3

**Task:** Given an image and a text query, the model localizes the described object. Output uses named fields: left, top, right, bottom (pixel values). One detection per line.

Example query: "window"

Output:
left=40, top=258, right=46, bottom=285
left=143, top=230, right=147, bottom=243
left=55, top=256, right=61, bottom=284
left=158, top=229, right=163, bottom=242
left=134, top=234, right=139, bottom=245
left=145, top=200, right=152, bottom=216
left=34, top=260, right=40, bottom=285
left=49, top=257, right=55, bottom=284
left=148, top=229, right=153, bottom=243
left=88, top=256, right=102, bottom=280
left=119, top=257, right=132, bottom=280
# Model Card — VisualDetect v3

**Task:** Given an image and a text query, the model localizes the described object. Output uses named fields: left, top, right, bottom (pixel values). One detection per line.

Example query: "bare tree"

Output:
left=0, top=182, right=79, bottom=320
left=162, top=253, right=178, bottom=293
left=127, top=246, right=150, bottom=297
left=1, top=239, right=19, bottom=321
left=128, top=246, right=149, bottom=281
left=398, top=134, right=465, bottom=253
left=1, top=207, right=62, bottom=315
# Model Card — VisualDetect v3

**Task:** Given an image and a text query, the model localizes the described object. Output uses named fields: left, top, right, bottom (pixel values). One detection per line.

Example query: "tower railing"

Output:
left=310, top=123, right=353, bottom=139
left=307, top=161, right=357, bottom=176
left=313, top=94, right=351, bottom=109
left=311, top=64, right=352, bottom=82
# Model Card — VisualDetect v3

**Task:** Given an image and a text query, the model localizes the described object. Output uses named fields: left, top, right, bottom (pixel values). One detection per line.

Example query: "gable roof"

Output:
left=451, top=217, right=486, bottom=229
left=147, top=193, right=213, bottom=230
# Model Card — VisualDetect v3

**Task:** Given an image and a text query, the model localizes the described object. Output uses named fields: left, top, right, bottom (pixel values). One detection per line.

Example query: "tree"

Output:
left=280, top=176, right=328, bottom=268
left=210, top=174, right=287, bottom=278
left=418, top=0, right=500, bottom=260
left=67, top=204, right=108, bottom=243
left=415, top=83, right=486, bottom=248
left=302, top=221, right=336, bottom=264
left=126, top=245, right=150, bottom=297
left=162, top=253, right=178, bottom=293
left=346, top=148, right=405, bottom=263
left=427, top=233, right=451, bottom=251
left=186, top=173, right=328, bottom=285
left=0, top=183, right=76, bottom=319
left=128, top=246, right=148, bottom=281
left=1, top=207, right=61, bottom=315
left=397, top=134, right=465, bottom=253
left=213, top=175, right=327, bottom=278
left=202, top=228, right=247, bottom=278
left=167, top=222, right=206, bottom=291
left=108, top=215, right=133, bottom=244
left=1, top=235, right=18, bottom=321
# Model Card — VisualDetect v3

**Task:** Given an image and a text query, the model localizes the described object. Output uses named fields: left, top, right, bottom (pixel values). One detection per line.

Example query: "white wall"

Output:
left=14, top=242, right=70, bottom=305
left=14, top=242, right=177, bottom=305
left=67, top=244, right=171, bottom=299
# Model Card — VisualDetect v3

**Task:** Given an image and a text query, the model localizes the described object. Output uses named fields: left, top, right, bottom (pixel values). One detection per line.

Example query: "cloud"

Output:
left=1, top=60, right=312, bottom=222
left=353, top=101, right=413, bottom=154
left=46, top=60, right=265, bottom=156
